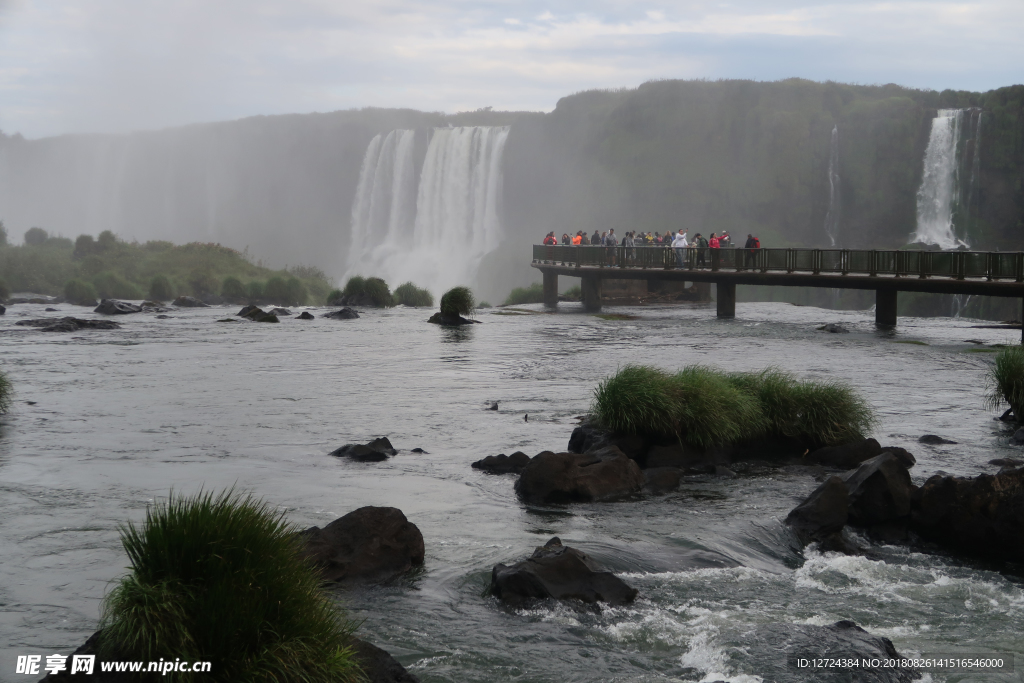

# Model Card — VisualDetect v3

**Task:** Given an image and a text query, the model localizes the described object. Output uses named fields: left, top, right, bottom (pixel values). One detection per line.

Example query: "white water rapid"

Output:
left=824, top=125, right=841, bottom=247
left=912, top=109, right=973, bottom=249
left=345, top=126, right=510, bottom=297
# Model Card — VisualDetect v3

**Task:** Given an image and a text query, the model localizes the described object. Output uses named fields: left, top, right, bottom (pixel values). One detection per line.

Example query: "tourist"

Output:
left=671, top=229, right=688, bottom=268
left=591, top=230, right=601, bottom=245
left=623, top=231, right=635, bottom=263
left=605, top=229, right=618, bottom=265
left=720, top=232, right=731, bottom=248
left=580, top=231, right=590, bottom=245
left=744, top=234, right=755, bottom=268
left=709, top=233, right=720, bottom=249
left=543, top=232, right=556, bottom=246
left=572, top=231, right=582, bottom=245
left=561, top=233, right=571, bottom=245
left=693, top=233, right=708, bottom=267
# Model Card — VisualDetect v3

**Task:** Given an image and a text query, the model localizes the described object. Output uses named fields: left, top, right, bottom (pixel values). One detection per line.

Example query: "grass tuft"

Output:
left=342, top=276, right=394, bottom=307
left=986, top=346, right=1024, bottom=420
left=0, top=370, right=11, bottom=414
left=99, top=490, right=365, bottom=682
left=503, top=282, right=544, bottom=306
left=593, top=365, right=875, bottom=449
left=440, top=287, right=474, bottom=317
left=393, top=282, right=434, bottom=307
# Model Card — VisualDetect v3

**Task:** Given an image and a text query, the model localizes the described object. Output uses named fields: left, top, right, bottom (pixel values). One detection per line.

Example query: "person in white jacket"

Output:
left=671, top=229, right=689, bottom=267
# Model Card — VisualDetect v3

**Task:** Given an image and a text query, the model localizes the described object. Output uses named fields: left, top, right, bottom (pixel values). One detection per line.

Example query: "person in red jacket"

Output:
left=709, top=233, right=720, bottom=249
left=543, top=232, right=556, bottom=246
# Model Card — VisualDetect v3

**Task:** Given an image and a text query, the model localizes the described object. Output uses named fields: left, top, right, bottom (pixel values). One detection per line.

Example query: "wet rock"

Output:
left=642, top=467, right=682, bottom=494
left=488, top=401, right=499, bottom=410
left=269, top=307, right=292, bottom=316
left=237, top=305, right=279, bottom=322
left=255, top=313, right=279, bottom=323
left=472, top=451, right=531, bottom=474
left=297, top=311, right=315, bottom=319
left=427, top=312, right=479, bottom=325
left=331, top=437, right=398, bottom=462
left=45, top=307, right=58, bottom=312
left=989, top=457, right=1023, bottom=467
left=350, top=637, right=422, bottom=683
left=806, top=438, right=882, bottom=469
left=911, top=466, right=1024, bottom=562
left=1011, top=428, right=1024, bottom=445
left=155, top=314, right=171, bottom=319
left=238, top=304, right=263, bottom=317
left=746, top=620, right=919, bottom=683
left=410, top=447, right=427, bottom=454
left=839, top=453, right=913, bottom=527
left=714, top=465, right=737, bottom=478
left=490, top=537, right=637, bottom=606
left=324, top=307, right=360, bottom=320
left=94, top=299, right=142, bottom=315
left=16, top=317, right=121, bottom=332
left=298, top=506, right=424, bottom=584
left=0, top=304, right=5, bottom=314
left=514, top=446, right=645, bottom=504
left=567, top=423, right=611, bottom=454
left=880, top=446, right=916, bottom=469
left=172, top=295, right=210, bottom=307
left=816, top=323, right=849, bottom=333
left=919, top=434, right=957, bottom=445
left=786, top=475, right=849, bottom=541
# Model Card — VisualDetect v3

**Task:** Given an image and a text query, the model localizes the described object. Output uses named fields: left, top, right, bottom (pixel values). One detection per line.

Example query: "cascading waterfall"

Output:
left=345, top=126, right=510, bottom=297
left=824, top=125, right=841, bottom=247
left=911, top=108, right=982, bottom=249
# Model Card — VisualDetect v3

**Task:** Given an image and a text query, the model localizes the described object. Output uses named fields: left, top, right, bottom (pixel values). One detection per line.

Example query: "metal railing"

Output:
left=532, top=245, right=1024, bottom=282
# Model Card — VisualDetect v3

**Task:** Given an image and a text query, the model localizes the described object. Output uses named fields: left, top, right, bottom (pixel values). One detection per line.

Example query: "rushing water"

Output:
left=1, top=301, right=1022, bottom=682
left=824, top=125, right=841, bottom=248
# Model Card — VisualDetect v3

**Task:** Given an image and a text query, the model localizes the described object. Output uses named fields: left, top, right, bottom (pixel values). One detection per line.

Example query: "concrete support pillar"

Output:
left=581, top=275, right=603, bottom=312
left=716, top=282, right=736, bottom=318
left=542, top=271, right=558, bottom=308
left=1020, top=298, right=1023, bottom=345
left=876, top=288, right=897, bottom=327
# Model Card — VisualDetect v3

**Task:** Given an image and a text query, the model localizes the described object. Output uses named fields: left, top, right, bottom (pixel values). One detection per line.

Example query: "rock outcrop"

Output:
left=785, top=475, right=850, bottom=543
left=299, top=506, right=425, bottom=584
left=490, top=537, right=637, bottom=606
left=349, top=637, right=422, bottom=683
left=94, top=299, right=142, bottom=315
left=16, top=317, right=121, bottom=332
left=840, top=453, right=914, bottom=528
left=297, top=311, right=315, bottom=319
left=472, top=452, right=531, bottom=474
left=268, top=308, right=292, bottom=316
left=331, top=437, right=398, bottom=462
left=514, top=446, right=644, bottom=504
left=427, top=312, right=479, bottom=325
left=172, top=296, right=210, bottom=307
left=324, top=307, right=360, bottom=320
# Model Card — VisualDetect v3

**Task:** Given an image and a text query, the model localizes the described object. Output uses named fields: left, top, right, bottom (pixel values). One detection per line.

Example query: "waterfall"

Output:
left=912, top=108, right=983, bottom=249
left=345, top=126, right=510, bottom=297
left=824, top=125, right=841, bottom=247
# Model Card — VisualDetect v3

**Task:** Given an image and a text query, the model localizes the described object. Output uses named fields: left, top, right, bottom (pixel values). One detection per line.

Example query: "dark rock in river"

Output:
left=268, top=307, right=292, bottom=316
left=299, top=506, right=425, bottom=584
left=427, top=312, right=479, bottom=325
left=472, top=451, right=531, bottom=474
left=37, top=631, right=119, bottom=681
left=238, top=304, right=263, bottom=317
left=514, top=445, right=645, bottom=504
left=911, top=466, right=1024, bottom=562
left=567, top=423, right=611, bottom=454
left=840, top=453, right=914, bottom=527
left=255, top=313, right=279, bottom=323
left=297, top=311, right=315, bottom=319
left=642, top=467, right=683, bottom=494
left=16, top=317, right=121, bottom=332
left=324, top=307, right=360, bottom=319
left=816, top=322, right=849, bottom=333
left=94, top=299, right=142, bottom=315
left=919, top=434, right=957, bottom=445
left=990, top=457, right=1023, bottom=467
left=746, top=620, right=920, bottom=683
left=786, top=475, right=849, bottom=541
left=0, top=304, right=5, bottom=315
left=490, top=537, right=638, bottom=607
left=331, top=437, right=398, bottom=461
left=806, top=438, right=882, bottom=469
left=1011, top=427, right=1024, bottom=445
left=45, top=307, right=59, bottom=311
left=172, top=295, right=210, bottom=307
left=350, top=637, right=422, bottom=683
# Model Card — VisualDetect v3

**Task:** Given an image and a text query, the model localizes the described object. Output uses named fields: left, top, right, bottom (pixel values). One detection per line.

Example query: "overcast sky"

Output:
left=1, top=0, right=1021, bottom=139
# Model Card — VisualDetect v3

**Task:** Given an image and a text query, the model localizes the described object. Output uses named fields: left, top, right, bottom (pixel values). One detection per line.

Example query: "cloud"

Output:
left=0, top=0, right=1021, bottom=138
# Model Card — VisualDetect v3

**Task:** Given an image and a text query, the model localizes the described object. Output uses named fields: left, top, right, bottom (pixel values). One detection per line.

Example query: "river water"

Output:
left=0, top=301, right=1022, bottom=682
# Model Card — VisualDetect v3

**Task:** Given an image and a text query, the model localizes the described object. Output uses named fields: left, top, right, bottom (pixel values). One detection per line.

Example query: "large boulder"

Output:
left=172, top=295, right=210, bottom=307
left=0, top=303, right=5, bottom=315
left=16, top=317, right=121, bottom=332
left=324, top=307, right=360, bottom=320
left=331, top=437, right=398, bottom=462
left=514, top=446, right=645, bottom=504
left=807, top=438, right=882, bottom=469
left=490, top=537, right=637, bottom=606
left=94, top=299, right=142, bottom=315
left=472, top=451, right=531, bottom=474
left=297, top=311, right=315, bottom=320
left=350, top=637, right=422, bottom=683
left=299, top=506, right=425, bottom=584
left=427, top=312, right=479, bottom=325
left=785, top=475, right=849, bottom=542
left=911, top=466, right=1024, bottom=562
left=839, top=453, right=914, bottom=527
left=642, top=467, right=683, bottom=494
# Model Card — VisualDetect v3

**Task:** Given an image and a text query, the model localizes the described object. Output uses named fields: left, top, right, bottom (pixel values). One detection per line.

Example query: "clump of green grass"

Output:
left=987, top=346, right=1024, bottom=421
left=149, top=275, right=175, bottom=301
left=327, top=289, right=343, bottom=305
left=393, top=282, right=434, bottom=307
left=220, top=276, right=246, bottom=303
left=593, top=365, right=875, bottom=449
left=503, top=282, right=544, bottom=306
left=99, top=490, right=364, bottom=682
left=0, top=370, right=12, bottom=415
left=341, top=276, right=394, bottom=307
left=440, top=286, right=474, bottom=318
left=64, top=279, right=98, bottom=306
left=563, top=285, right=582, bottom=301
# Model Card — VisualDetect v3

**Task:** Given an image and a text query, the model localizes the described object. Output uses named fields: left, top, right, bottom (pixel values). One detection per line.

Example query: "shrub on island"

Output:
left=428, top=287, right=477, bottom=325
left=99, top=490, right=364, bottom=682
left=92, top=271, right=142, bottom=300
left=0, top=370, right=11, bottom=415
left=592, top=365, right=874, bottom=450
left=220, top=276, right=247, bottom=303
left=987, top=346, right=1024, bottom=421
left=64, top=279, right=99, bottom=306
left=337, top=276, right=394, bottom=307
left=393, top=282, right=434, bottom=307
left=503, top=282, right=544, bottom=306
left=148, top=274, right=175, bottom=302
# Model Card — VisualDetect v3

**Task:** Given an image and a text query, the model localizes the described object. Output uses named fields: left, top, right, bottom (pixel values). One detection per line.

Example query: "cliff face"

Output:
left=1, top=80, right=1021, bottom=292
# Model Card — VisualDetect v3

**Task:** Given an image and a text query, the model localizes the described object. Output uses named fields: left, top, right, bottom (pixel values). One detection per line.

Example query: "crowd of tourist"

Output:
left=541, top=229, right=761, bottom=268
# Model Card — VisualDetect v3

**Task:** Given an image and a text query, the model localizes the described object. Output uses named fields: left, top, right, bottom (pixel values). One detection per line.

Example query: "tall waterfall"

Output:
left=911, top=108, right=982, bottom=249
left=345, top=126, right=510, bottom=296
left=824, top=125, right=841, bottom=247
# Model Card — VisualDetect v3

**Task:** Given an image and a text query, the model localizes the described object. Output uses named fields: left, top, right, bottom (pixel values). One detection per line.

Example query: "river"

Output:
left=0, top=301, right=1021, bottom=682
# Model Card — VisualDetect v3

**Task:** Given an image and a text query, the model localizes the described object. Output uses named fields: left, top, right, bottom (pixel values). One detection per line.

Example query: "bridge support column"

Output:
left=716, top=282, right=736, bottom=318
left=542, top=271, right=558, bottom=308
left=876, top=288, right=897, bottom=327
left=581, top=275, right=602, bottom=312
